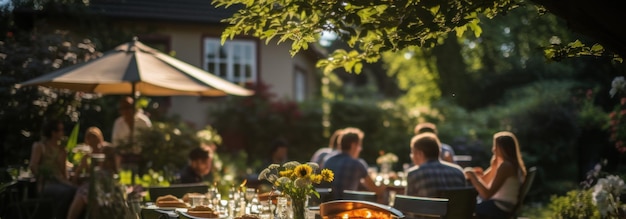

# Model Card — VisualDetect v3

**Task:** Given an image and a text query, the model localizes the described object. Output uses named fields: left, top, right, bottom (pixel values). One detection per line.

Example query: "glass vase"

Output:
left=291, top=195, right=308, bottom=219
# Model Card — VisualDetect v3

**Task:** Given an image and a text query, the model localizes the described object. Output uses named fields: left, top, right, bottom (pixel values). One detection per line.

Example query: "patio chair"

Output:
left=393, top=194, right=449, bottom=218
left=148, top=182, right=209, bottom=201
left=342, top=190, right=377, bottom=203
left=437, top=186, right=478, bottom=219
left=509, top=166, right=537, bottom=219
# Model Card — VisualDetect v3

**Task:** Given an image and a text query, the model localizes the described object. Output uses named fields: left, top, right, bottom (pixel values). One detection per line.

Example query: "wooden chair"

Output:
left=509, top=166, right=537, bottom=219
left=437, top=186, right=478, bottom=219
left=148, top=182, right=209, bottom=201
left=342, top=190, right=377, bottom=203
left=393, top=194, right=449, bottom=219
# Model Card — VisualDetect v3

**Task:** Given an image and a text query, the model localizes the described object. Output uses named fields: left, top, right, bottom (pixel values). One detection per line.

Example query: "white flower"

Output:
left=306, top=162, right=320, bottom=171
left=376, top=153, right=399, bottom=164
left=593, top=175, right=626, bottom=217
left=610, top=76, right=626, bottom=97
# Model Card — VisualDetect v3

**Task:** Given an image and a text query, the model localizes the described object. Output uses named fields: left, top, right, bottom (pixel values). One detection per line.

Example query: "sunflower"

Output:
left=310, top=174, right=323, bottom=184
left=321, top=169, right=334, bottom=182
left=294, top=164, right=312, bottom=178
left=280, top=169, right=294, bottom=177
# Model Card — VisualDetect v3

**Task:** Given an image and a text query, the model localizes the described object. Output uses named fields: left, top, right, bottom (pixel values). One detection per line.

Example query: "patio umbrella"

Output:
left=16, top=38, right=254, bottom=158
left=16, top=37, right=254, bottom=97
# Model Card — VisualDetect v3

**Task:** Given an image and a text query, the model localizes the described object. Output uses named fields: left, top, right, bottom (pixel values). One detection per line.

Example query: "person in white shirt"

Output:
left=464, top=131, right=527, bottom=219
left=111, top=96, right=152, bottom=152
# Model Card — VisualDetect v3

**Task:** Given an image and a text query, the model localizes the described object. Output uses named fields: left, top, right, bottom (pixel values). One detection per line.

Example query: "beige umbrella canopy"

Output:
left=17, top=38, right=254, bottom=97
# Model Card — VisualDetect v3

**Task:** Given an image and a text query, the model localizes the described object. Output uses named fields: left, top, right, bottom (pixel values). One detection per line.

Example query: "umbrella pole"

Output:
left=130, top=82, right=137, bottom=185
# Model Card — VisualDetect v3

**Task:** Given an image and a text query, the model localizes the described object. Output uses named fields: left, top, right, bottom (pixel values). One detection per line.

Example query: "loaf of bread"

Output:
left=155, top=195, right=188, bottom=208
left=187, top=205, right=219, bottom=218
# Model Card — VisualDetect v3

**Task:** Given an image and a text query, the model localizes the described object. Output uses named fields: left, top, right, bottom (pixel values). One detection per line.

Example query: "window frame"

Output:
left=202, top=38, right=257, bottom=84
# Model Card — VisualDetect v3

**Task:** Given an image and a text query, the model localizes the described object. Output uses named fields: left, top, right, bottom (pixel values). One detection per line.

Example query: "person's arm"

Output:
left=479, top=155, right=501, bottom=183
left=67, top=187, right=87, bottom=219
left=72, top=155, right=90, bottom=184
left=361, top=175, right=387, bottom=204
left=60, top=148, right=69, bottom=179
left=465, top=161, right=515, bottom=200
left=29, top=142, right=43, bottom=175
left=111, top=119, right=121, bottom=146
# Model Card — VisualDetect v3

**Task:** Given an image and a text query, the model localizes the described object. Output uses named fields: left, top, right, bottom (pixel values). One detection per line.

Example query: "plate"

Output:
left=177, top=210, right=228, bottom=219
left=143, top=205, right=186, bottom=211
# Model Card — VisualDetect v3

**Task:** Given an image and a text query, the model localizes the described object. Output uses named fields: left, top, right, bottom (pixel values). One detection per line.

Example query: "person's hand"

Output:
left=464, top=166, right=483, bottom=175
left=442, top=151, right=454, bottom=163
left=473, top=167, right=484, bottom=176
left=463, top=169, right=476, bottom=179
left=490, top=155, right=502, bottom=167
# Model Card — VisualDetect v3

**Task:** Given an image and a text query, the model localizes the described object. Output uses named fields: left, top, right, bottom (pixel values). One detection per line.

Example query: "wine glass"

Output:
left=244, top=188, right=256, bottom=213
left=245, top=188, right=256, bottom=203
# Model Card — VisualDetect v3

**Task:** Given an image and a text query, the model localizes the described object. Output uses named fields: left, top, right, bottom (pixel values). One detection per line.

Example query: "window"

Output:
left=203, top=38, right=256, bottom=84
left=294, top=67, right=307, bottom=102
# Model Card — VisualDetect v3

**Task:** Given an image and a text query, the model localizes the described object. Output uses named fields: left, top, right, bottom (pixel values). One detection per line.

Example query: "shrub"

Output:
left=548, top=189, right=600, bottom=219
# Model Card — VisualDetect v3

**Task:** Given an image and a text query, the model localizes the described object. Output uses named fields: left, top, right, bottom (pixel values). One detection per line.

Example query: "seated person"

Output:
left=72, top=126, right=111, bottom=183
left=310, top=128, right=343, bottom=166
left=405, top=132, right=466, bottom=197
left=414, top=122, right=456, bottom=163
left=67, top=147, right=135, bottom=219
left=29, top=119, right=76, bottom=219
left=178, top=147, right=213, bottom=184
left=322, top=127, right=386, bottom=203
left=464, top=131, right=527, bottom=219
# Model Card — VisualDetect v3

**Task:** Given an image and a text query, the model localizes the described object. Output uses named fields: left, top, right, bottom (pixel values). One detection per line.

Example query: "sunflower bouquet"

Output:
left=258, top=161, right=334, bottom=200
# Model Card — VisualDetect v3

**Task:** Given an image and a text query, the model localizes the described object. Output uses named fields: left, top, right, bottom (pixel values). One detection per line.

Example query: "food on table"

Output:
left=155, top=194, right=188, bottom=208
left=187, top=205, right=220, bottom=218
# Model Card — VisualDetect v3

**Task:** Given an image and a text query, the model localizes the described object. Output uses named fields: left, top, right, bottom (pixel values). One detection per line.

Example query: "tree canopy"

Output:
left=213, top=0, right=623, bottom=74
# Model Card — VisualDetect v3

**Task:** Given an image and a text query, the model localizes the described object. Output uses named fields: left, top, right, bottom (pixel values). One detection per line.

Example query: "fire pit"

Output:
left=319, top=200, right=404, bottom=219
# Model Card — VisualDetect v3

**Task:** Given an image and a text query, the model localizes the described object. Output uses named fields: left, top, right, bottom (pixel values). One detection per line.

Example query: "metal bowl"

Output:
left=319, top=200, right=404, bottom=218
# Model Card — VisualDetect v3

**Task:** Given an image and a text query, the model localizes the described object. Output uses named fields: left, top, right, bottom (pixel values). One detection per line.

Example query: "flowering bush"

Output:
left=258, top=161, right=334, bottom=201
left=196, top=125, right=222, bottom=146
left=608, top=76, right=626, bottom=152
left=549, top=172, right=626, bottom=219
left=608, top=98, right=626, bottom=152
left=376, top=151, right=399, bottom=164
left=592, top=175, right=626, bottom=218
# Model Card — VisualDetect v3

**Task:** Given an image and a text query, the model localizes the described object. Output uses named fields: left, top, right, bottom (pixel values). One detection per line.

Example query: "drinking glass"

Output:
left=245, top=188, right=256, bottom=203
left=388, top=190, right=397, bottom=207
left=189, top=194, right=207, bottom=207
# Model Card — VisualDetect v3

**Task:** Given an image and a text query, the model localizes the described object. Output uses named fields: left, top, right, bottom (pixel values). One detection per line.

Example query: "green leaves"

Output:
left=212, top=0, right=519, bottom=72
left=543, top=40, right=622, bottom=63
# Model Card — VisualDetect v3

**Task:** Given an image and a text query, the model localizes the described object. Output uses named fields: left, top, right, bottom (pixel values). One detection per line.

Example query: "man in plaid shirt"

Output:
left=405, top=132, right=467, bottom=197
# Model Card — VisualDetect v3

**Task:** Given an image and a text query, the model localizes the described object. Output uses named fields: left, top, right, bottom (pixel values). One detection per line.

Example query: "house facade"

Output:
left=90, top=0, right=323, bottom=127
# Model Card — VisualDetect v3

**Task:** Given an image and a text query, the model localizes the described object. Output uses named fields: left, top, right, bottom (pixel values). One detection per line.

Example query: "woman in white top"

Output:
left=465, top=131, right=527, bottom=219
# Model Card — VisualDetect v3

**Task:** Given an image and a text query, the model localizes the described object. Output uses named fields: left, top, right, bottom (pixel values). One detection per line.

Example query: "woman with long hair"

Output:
left=465, top=131, right=527, bottom=219
left=28, top=118, right=77, bottom=219
left=72, top=126, right=110, bottom=182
